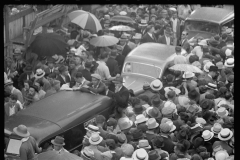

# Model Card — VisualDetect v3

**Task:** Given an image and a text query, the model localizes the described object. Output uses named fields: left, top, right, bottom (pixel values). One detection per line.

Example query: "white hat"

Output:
left=146, top=118, right=159, bottom=129
left=169, top=7, right=177, bottom=12
left=34, top=69, right=45, bottom=79
left=215, top=150, right=229, bottom=160
left=216, top=107, right=229, bottom=117
left=224, top=58, right=234, bottom=68
left=198, top=39, right=208, bottom=46
left=202, top=130, right=214, bottom=141
left=89, top=132, right=103, bottom=145
left=120, top=11, right=127, bottom=16
left=166, top=120, right=176, bottom=132
left=70, top=48, right=77, bottom=53
left=81, top=147, right=95, bottom=159
left=211, top=123, right=222, bottom=134
left=150, top=79, right=163, bottom=91
left=164, top=101, right=177, bottom=111
left=135, top=114, right=148, bottom=124
left=132, top=33, right=142, bottom=39
left=132, top=148, right=149, bottom=160
left=205, top=83, right=218, bottom=91
left=164, top=86, right=181, bottom=95
left=225, top=49, right=232, bottom=57
left=218, top=128, right=233, bottom=141
left=196, top=117, right=206, bottom=125
left=139, top=19, right=148, bottom=26
left=85, top=124, right=100, bottom=133
left=182, top=71, right=195, bottom=79
left=204, top=62, right=214, bottom=72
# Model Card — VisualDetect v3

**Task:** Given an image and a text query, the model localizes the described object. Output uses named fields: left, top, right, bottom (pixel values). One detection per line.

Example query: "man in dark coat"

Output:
left=179, top=30, right=191, bottom=53
left=56, top=65, right=71, bottom=87
left=106, top=49, right=120, bottom=77
left=158, top=27, right=174, bottom=45
left=217, top=33, right=227, bottom=49
left=18, top=65, right=34, bottom=90
left=119, top=34, right=132, bottom=57
left=141, top=25, right=157, bottom=44
left=112, top=76, right=129, bottom=116
left=115, top=45, right=125, bottom=72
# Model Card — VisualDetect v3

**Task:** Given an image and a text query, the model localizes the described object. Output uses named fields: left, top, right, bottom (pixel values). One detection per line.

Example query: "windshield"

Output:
left=123, top=62, right=161, bottom=78
left=185, top=20, right=219, bottom=34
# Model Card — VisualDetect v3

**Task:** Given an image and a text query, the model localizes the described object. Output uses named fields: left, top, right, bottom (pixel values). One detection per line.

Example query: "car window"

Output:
left=185, top=20, right=219, bottom=34
left=123, top=62, right=162, bottom=78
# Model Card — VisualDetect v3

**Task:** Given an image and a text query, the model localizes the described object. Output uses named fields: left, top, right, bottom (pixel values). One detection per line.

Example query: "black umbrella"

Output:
left=29, top=33, right=68, bottom=57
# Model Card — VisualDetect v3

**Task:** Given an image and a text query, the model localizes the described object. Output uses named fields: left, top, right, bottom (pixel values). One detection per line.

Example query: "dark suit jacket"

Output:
left=105, top=89, right=114, bottom=98
left=44, top=67, right=54, bottom=77
left=158, top=35, right=174, bottom=45
left=141, top=33, right=157, bottom=44
left=56, top=74, right=71, bottom=87
left=113, top=85, right=129, bottom=108
left=180, top=38, right=191, bottom=53
left=106, top=57, right=120, bottom=77
left=217, top=40, right=226, bottom=49
left=122, top=44, right=132, bottom=57
left=116, top=54, right=125, bottom=72
left=18, top=72, right=32, bottom=90
left=81, top=69, right=92, bottom=82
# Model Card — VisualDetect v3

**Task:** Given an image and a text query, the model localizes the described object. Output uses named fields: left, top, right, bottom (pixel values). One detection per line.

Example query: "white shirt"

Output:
left=165, top=35, right=170, bottom=45
left=148, top=32, right=154, bottom=39
left=96, top=61, right=111, bottom=80
left=9, top=105, right=16, bottom=116
left=76, top=45, right=86, bottom=57
left=17, top=100, right=23, bottom=110
left=171, top=18, right=178, bottom=33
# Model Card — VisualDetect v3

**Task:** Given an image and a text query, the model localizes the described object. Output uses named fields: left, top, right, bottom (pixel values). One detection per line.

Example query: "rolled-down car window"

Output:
left=123, top=62, right=161, bottom=78
left=185, top=20, right=219, bottom=34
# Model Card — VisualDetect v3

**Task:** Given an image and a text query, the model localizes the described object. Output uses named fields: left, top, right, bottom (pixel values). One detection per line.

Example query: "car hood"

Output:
left=122, top=74, right=154, bottom=95
left=187, top=31, right=215, bottom=40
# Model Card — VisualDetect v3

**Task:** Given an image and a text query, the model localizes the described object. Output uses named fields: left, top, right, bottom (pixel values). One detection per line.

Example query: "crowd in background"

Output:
left=4, top=4, right=234, bottom=160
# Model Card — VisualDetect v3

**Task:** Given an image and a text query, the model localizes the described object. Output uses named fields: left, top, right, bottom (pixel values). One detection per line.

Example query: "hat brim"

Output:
left=218, top=130, right=233, bottom=141
left=4, top=82, right=14, bottom=87
left=205, top=85, right=218, bottom=91
left=216, top=110, right=229, bottom=117
left=169, top=125, right=176, bottom=132
left=148, top=123, right=159, bottom=130
left=150, top=84, right=162, bottom=91
left=89, top=136, right=103, bottom=145
left=137, top=145, right=151, bottom=150
left=224, top=62, right=234, bottom=68
left=51, top=139, right=65, bottom=146
left=211, top=127, right=222, bottom=134
left=13, top=127, right=30, bottom=138
left=203, top=132, right=214, bottom=141
left=35, top=72, right=45, bottom=79
left=132, top=150, right=149, bottom=160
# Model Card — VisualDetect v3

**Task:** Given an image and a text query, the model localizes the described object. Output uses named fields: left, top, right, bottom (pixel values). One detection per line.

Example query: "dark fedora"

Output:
left=23, top=65, right=33, bottom=73
left=131, top=128, right=144, bottom=140
left=151, top=95, right=161, bottom=106
left=51, top=136, right=65, bottom=146
left=112, top=76, right=124, bottom=83
left=85, top=61, right=93, bottom=68
left=134, top=104, right=144, bottom=115
left=176, top=129, right=189, bottom=141
left=209, top=65, right=218, bottom=72
left=30, top=85, right=39, bottom=92
left=148, top=150, right=161, bottom=160
left=208, top=39, right=219, bottom=47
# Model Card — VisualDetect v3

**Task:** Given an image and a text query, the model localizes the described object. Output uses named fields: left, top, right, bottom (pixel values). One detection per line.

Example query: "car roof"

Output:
left=5, top=91, right=112, bottom=143
left=187, top=7, right=234, bottom=24
left=126, top=43, right=176, bottom=63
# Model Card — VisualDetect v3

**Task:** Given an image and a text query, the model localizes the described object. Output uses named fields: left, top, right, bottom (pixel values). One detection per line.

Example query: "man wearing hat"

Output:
left=56, top=65, right=71, bottom=87
left=12, top=124, right=42, bottom=160
left=138, top=82, right=156, bottom=100
left=141, top=25, right=157, bottom=44
left=119, top=34, right=132, bottom=57
left=13, top=47, right=26, bottom=78
left=5, top=94, right=21, bottom=119
left=145, top=118, right=160, bottom=142
left=132, top=33, right=142, bottom=47
left=87, top=132, right=104, bottom=160
left=18, top=65, right=34, bottom=90
left=5, top=79, right=24, bottom=104
left=139, top=19, right=148, bottom=35
left=159, top=123, right=175, bottom=154
left=120, top=143, right=135, bottom=160
left=158, top=27, right=174, bottom=45
left=51, top=136, right=69, bottom=153
left=106, top=49, right=120, bottom=77
left=179, top=30, right=191, bottom=53
left=44, top=57, right=57, bottom=76
left=34, top=68, right=51, bottom=92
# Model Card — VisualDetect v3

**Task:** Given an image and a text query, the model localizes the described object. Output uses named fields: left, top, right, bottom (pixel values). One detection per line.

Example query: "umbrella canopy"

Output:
left=109, top=25, right=135, bottom=31
left=37, top=150, right=82, bottom=160
left=90, top=35, right=119, bottom=47
left=68, top=10, right=102, bottom=33
left=110, top=15, right=135, bottom=23
left=169, top=64, right=203, bottom=73
left=29, top=33, right=68, bottom=57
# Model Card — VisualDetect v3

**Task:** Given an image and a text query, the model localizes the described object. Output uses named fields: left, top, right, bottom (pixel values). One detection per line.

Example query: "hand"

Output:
left=116, top=74, right=120, bottom=77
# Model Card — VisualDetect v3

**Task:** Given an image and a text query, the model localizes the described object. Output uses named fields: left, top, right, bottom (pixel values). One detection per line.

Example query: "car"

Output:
left=121, top=43, right=177, bottom=95
left=184, top=7, right=234, bottom=39
left=4, top=91, right=114, bottom=159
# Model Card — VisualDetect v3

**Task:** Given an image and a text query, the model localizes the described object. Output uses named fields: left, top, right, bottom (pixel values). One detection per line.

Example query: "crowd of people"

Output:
left=4, top=4, right=234, bottom=160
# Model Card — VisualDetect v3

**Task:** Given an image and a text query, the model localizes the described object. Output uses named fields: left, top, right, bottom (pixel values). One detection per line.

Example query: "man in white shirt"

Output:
left=170, top=11, right=181, bottom=46
left=76, top=38, right=90, bottom=57
left=157, top=27, right=173, bottom=45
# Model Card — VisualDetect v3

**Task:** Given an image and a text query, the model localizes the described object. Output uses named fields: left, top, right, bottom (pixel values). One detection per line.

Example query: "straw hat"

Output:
left=203, top=62, right=214, bottom=72
left=198, top=39, right=208, bottom=46
left=225, top=49, right=232, bottom=57
left=218, top=128, right=233, bottom=141
left=135, top=114, right=148, bottom=124
left=216, top=107, right=229, bottom=117
left=215, top=150, right=229, bottom=160
left=13, top=125, right=30, bottom=138
left=146, top=118, right=159, bottom=129
left=81, top=147, right=95, bottom=159
left=211, top=123, right=222, bottom=134
left=202, top=130, right=214, bottom=141
left=34, top=69, right=45, bottom=79
left=150, top=79, right=163, bottom=91
left=118, top=117, right=133, bottom=131
left=4, top=79, right=14, bottom=88
left=146, top=107, right=162, bottom=119
left=139, top=19, right=148, bottom=27
left=160, top=123, right=171, bottom=133
left=224, top=58, right=234, bottom=68
left=183, top=71, right=195, bottom=79
left=89, top=132, right=103, bottom=145
left=119, top=34, right=128, bottom=42
left=121, top=143, right=134, bottom=157
left=132, top=148, right=149, bottom=160
left=137, top=139, right=151, bottom=150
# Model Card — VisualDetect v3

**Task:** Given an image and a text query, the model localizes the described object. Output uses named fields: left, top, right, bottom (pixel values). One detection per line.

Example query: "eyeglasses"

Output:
left=182, top=34, right=186, bottom=36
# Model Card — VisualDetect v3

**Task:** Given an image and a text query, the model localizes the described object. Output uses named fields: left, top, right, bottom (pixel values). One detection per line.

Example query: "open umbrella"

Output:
left=169, top=64, right=203, bottom=73
left=37, top=150, right=82, bottom=160
left=109, top=25, right=135, bottom=31
left=90, top=35, right=119, bottom=47
left=110, top=15, right=135, bottom=23
left=68, top=10, right=102, bottom=33
left=29, top=33, right=68, bottom=57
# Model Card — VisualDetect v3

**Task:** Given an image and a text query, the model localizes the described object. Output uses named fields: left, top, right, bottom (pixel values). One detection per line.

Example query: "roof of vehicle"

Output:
left=5, top=91, right=112, bottom=143
left=126, top=43, right=176, bottom=64
left=186, top=7, right=234, bottom=24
